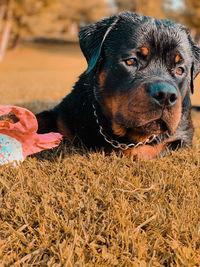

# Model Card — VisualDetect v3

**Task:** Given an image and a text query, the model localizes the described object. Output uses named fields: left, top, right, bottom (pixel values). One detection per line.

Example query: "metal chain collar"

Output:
left=92, top=104, right=157, bottom=151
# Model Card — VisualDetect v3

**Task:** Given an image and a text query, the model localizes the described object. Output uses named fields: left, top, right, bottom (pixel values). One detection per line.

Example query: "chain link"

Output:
left=93, top=104, right=157, bottom=151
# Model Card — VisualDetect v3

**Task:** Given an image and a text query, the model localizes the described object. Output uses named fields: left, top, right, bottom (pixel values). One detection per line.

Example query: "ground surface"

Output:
left=0, top=44, right=200, bottom=265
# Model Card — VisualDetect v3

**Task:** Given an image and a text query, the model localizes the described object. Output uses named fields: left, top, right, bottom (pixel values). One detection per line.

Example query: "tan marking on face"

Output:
left=100, top=86, right=182, bottom=142
left=112, top=121, right=127, bottom=137
left=57, top=116, right=74, bottom=141
left=161, top=92, right=182, bottom=134
left=101, top=87, right=157, bottom=123
left=99, top=71, right=107, bottom=87
left=175, top=54, right=181, bottom=64
left=140, top=46, right=149, bottom=56
left=101, top=89, right=162, bottom=142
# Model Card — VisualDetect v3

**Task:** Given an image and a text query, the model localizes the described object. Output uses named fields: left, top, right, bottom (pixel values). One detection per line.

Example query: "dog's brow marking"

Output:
left=140, top=46, right=149, bottom=56
left=175, top=54, right=181, bottom=63
left=99, top=71, right=107, bottom=87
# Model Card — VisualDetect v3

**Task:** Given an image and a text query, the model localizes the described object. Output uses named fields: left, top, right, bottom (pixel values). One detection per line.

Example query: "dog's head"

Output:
left=79, top=12, right=200, bottom=143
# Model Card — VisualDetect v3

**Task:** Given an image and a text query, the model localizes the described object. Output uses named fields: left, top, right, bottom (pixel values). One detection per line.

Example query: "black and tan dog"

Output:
left=36, top=12, right=200, bottom=159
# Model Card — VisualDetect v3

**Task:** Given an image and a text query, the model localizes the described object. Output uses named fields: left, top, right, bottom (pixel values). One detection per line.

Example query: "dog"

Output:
left=36, top=11, right=200, bottom=160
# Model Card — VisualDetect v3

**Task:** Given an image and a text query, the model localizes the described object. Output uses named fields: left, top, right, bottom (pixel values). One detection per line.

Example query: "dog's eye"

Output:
left=125, top=58, right=137, bottom=66
left=176, top=67, right=184, bottom=75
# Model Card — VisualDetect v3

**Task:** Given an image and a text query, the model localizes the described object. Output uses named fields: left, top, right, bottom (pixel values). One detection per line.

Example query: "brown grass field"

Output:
left=0, top=43, right=200, bottom=266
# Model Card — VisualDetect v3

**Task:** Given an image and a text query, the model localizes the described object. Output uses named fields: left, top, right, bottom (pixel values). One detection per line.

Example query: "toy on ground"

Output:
left=0, top=105, right=62, bottom=165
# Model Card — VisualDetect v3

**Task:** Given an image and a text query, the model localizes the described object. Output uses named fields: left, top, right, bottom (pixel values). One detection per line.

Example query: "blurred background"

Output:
left=0, top=0, right=200, bottom=108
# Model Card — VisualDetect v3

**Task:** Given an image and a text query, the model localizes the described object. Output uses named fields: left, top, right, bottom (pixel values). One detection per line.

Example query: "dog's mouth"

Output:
left=134, top=118, right=168, bottom=133
left=93, top=104, right=179, bottom=150
left=111, top=100, right=182, bottom=142
left=99, top=85, right=182, bottom=143
left=125, top=119, right=167, bottom=142
left=112, top=117, right=175, bottom=144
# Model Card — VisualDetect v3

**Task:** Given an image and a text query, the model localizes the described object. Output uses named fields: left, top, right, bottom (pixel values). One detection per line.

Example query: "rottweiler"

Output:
left=36, top=11, right=200, bottom=160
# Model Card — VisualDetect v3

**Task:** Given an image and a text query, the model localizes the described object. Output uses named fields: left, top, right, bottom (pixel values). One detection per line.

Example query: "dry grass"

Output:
left=0, top=44, right=200, bottom=266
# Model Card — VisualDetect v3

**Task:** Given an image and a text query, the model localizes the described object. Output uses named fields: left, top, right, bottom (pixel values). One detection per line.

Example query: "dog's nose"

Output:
left=148, top=83, right=178, bottom=107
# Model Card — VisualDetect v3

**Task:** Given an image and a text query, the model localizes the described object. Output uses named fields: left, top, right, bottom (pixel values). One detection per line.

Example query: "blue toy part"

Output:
left=0, top=134, right=24, bottom=166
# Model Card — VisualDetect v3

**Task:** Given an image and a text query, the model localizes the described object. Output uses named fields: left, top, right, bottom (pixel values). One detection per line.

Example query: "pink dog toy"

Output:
left=0, top=106, right=62, bottom=165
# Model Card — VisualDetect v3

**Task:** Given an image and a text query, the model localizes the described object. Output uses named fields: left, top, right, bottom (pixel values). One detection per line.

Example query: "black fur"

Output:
left=36, top=12, right=200, bottom=157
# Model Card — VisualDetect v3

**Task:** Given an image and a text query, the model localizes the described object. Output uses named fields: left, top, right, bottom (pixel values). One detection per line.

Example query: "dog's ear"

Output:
left=79, top=15, right=119, bottom=74
left=190, top=63, right=194, bottom=94
left=190, top=42, right=200, bottom=94
left=186, top=32, right=200, bottom=94
left=191, top=41, right=200, bottom=79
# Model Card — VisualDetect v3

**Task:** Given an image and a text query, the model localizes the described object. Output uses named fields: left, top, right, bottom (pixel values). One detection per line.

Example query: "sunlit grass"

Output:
left=0, top=43, right=200, bottom=265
